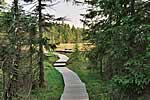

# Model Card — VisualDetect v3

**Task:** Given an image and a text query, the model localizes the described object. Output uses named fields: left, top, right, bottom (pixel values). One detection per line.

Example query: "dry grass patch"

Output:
left=56, top=43, right=95, bottom=51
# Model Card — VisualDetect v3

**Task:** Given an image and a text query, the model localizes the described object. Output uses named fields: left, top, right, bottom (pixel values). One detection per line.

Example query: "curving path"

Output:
left=53, top=52, right=89, bottom=100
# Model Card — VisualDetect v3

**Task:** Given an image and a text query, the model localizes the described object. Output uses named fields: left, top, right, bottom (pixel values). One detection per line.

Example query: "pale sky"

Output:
left=5, top=0, right=87, bottom=28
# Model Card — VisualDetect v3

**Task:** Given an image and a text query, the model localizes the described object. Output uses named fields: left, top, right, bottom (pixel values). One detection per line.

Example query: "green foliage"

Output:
left=113, top=71, right=150, bottom=95
left=67, top=52, right=119, bottom=100
left=30, top=55, right=64, bottom=100
left=44, top=23, right=84, bottom=44
left=0, top=2, right=40, bottom=99
left=84, top=0, right=150, bottom=98
left=0, top=0, right=82, bottom=99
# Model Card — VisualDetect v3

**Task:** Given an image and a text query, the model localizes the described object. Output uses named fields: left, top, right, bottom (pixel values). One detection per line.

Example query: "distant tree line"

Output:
left=44, top=23, right=84, bottom=44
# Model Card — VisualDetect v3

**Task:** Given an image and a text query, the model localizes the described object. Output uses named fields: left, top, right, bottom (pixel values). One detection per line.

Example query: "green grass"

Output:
left=67, top=52, right=150, bottom=100
left=31, top=53, right=64, bottom=100
left=66, top=52, right=110, bottom=100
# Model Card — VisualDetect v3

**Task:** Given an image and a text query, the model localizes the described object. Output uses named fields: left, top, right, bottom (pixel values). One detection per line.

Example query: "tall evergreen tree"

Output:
left=84, top=0, right=150, bottom=99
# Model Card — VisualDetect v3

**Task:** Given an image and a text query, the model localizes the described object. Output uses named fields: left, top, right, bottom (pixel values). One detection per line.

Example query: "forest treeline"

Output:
left=44, top=23, right=83, bottom=44
left=83, top=0, right=150, bottom=99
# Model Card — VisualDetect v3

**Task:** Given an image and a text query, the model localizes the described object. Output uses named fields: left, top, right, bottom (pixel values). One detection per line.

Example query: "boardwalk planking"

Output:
left=54, top=53, right=89, bottom=100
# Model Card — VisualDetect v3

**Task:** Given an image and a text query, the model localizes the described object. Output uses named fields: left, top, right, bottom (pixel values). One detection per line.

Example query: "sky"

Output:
left=5, top=0, right=87, bottom=28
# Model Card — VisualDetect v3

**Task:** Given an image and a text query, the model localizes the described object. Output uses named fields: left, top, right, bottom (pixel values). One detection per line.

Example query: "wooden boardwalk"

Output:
left=54, top=53, right=89, bottom=100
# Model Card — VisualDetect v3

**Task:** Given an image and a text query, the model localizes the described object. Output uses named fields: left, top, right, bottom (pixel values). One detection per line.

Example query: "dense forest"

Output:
left=0, top=0, right=83, bottom=99
left=44, top=23, right=83, bottom=44
left=0, top=0, right=149, bottom=100
left=81, top=0, right=150, bottom=99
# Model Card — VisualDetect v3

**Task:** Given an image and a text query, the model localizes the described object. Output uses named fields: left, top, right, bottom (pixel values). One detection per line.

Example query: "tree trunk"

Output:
left=29, top=26, right=33, bottom=90
left=14, top=0, right=20, bottom=96
left=38, top=0, right=44, bottom=87
left=131, top=0, right=135, bottom=16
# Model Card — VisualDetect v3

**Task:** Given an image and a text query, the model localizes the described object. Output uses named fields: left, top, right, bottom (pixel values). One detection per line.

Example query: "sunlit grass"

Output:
left=67, top=52, right=150, bottom=100
left=66, top=52, right=110, bottom=100
left=30, top=53, right=64, bottom=100
left=56, top=43, right=94, bottom=51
